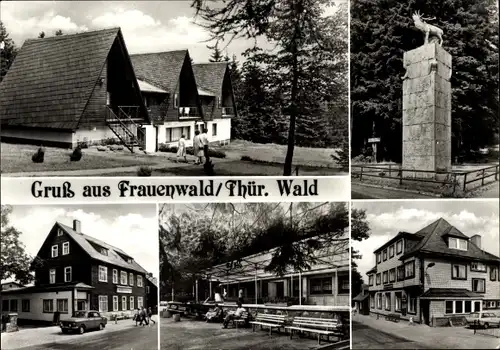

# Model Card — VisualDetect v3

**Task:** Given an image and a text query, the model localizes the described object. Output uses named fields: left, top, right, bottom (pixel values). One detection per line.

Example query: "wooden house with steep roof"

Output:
left=192, top=62, right=236, bottom=145
left=0, top=28, right=149, bottom=152
left=0, top=219, right=153, bottom=324
left=130, top=50, right=204, bottom=149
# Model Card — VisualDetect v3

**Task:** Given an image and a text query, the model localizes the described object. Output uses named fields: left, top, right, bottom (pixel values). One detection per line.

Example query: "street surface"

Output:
left=351, top=183, right=436, bottom=199
left=3, top=323, right=158, bottom=350
left=352, top=321, right=430, bottom=349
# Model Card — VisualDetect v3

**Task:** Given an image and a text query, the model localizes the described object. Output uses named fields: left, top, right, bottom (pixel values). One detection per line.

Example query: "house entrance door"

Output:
left=421, top=300, right=430, bottom=325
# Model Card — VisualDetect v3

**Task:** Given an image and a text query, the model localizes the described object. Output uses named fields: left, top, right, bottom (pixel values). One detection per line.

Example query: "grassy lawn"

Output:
left=0, top=143, right=161, bottom=174
left=160, top=318, right=323, bottom=350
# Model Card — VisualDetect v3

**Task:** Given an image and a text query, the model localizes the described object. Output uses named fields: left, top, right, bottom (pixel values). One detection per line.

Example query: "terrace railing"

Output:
left=351, top=164, right=499, bottom=194
left=222, top=107, right=235, bottom=116
left=178, top=106, right=199, bottom=119
left=106, top=106, right=146, bottom=153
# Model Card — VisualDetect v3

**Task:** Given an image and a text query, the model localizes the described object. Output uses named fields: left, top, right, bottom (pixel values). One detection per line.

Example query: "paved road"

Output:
left=352, top=183, right=437, bottom=199
left=352, top=322, right=430, bottom=349
left=11, top=325, right=158, bottom=350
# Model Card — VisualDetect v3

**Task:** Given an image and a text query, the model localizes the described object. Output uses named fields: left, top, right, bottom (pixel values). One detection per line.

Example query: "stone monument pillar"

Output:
left=402, top=42, right=452, bottom=178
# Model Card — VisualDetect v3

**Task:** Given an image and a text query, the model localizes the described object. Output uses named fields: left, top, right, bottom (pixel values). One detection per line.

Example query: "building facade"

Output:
left=366, top=218, right=500, bottom=326
left=1, top=220, right=152, bottom=324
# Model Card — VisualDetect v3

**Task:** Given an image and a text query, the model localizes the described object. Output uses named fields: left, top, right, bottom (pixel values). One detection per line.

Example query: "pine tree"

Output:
left=351, top=0, right=499, bottom=162
left=0, top=21, right=17, bottom=82
left=38, top=31, right=45, bottom=38
left=207, top=42, right=224, bottom=62
left=55, top=29, right=63, bottom=36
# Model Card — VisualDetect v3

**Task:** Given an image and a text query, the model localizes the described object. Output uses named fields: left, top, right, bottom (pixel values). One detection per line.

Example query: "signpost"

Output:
left=368, top=137, right=381, bottom=162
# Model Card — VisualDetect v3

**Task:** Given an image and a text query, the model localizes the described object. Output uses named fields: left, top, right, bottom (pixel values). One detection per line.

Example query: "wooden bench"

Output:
left=168, top=305, right=187, bottom=315
left=232, top=311, right=250, bottom=329
left=250, top=313, right=287, bottom=335
left=385, top=313, right=400, bottom=322
left=286, top=317, right=343, bottom=345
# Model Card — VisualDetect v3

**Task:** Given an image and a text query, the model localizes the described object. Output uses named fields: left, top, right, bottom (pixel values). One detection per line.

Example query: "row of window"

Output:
left=98, top=295, right=144, bottom=313
left=2, top=299, right=31, bottom=313
left=98, top=266, right=144, bottom=287
left=309, top=275, right=350, bottom=295
left=51, top=242, right=70, bottom=257
left=369, top=261, right=415, bottom=286
left=452, top=263, right=498, bottom=281
left=172, top=93, right=224, bottom=109
left=1, top=298, right=67, bottom=313
left=371, top=292, right=417, bottom=314
left=445, top=300, right=483, bottom=314
left=376, top=239, right=403, bottom=264
left=49, top=267, right=72, bottom=283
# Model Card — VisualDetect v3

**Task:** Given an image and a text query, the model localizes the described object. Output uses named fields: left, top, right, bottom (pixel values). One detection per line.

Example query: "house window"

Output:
left=99, top=266, right=108, bottom=282
left=121, top=271, right=128, bottom=285
left=389, top=245, right=394, bottom=258
left=57, top=299, right=68, bottom=313
left=376, top=253, right=381, bottom=264
left=383, top=249, right=387, bottom=261
left=338, top=275, right=349, bottom=294
left=310, top=277, right=333, bottom=294
left=64, top=266, right=72, bottom=282
left=2, top=300, right=9, bottom=311
left=376, top=273, right=381, bottom=285
left=395, top=292, right=402, bottom=312
left=51, top=245, right=58, bottom=258
left=137, top=276, right=143, bottom=287
left=396, top=240, right=403, bottom=254
left=408, top=294, right=416, bottom=314
left=384, top=293, right=391, bottom=311
left=9, top=300, right=18, bottom=312
left=43, top=299, right=54, bottom=313
left=465, top=300, right=472, bottom=313
left=490, top=266, right=498, bottom=281
left=475, top=301, right=482, bottom=312
left=100, top=248, right=108, bottom=256
left=383, top=271, right=388, bottom=284
left=368, top=275, right=374, bottom=286
left=471, top=262, right=487, bottom=272
left=165, top=126, right=190, bottom=142
left=472, top=278, right=485, bottom=293
left=389, top=268, right=396, bottom=283
left=217, top=96, right=221, bottom=108
left=370, top=295, right=375, bottom=308
left=445, top=300, right=453, bottom=314
left=22, top=299, right=30, bottom=312
left=50, top=269, right=56, bottom=284
left=487, top=301, right=496, bottom=308
left=212, top=123, right=217, bottom=136
left=452, top=264, right=467, bottom=280
left=449, top=237, right=467, bottom=251
left=113, top=269, right=118, bottom=284
left=113, top=296, right=118, bottom=311
left=129, top=273, right=134, bottom=286
left=57, top=228, right=63, bottom=236
left=456, top=301, right=463, bottom=313
left=130, top=296, right=135, bottom=310
left=122, top=296, right=127, bottom=311
left=137, top=297, right=144, bottom=309
left=405, top=261, right=415, bottom=279
left=62, top=242, right=70, bottom=255
left=397, top=266, right=405, bottom=281
left=174, top=93, right=179, bottom=108
left=99, top=296, right=108, bottom=312
left=146, top=286, right=150, bottom=294
left=376, top=293, right=382, bottom=309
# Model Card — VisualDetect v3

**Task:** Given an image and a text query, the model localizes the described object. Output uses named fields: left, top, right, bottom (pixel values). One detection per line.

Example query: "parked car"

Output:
left=60, top=310, right=108, bottom=334
left=465, top=312, right=500, bottom=328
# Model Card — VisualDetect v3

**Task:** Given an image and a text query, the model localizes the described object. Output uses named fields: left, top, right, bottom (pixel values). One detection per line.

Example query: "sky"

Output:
left=3, top=204, right=159, bottom=283
left=352, top=200, right=500, bottom=281
left=1, top=0, right=346, bottom=63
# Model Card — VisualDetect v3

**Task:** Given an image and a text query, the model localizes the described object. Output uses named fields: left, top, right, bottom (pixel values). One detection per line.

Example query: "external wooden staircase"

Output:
left=106, top=106, right=146, bottom=153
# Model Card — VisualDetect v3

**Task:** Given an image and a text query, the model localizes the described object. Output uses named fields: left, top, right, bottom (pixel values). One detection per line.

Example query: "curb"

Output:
left=351, top=181, right=441, bottom=198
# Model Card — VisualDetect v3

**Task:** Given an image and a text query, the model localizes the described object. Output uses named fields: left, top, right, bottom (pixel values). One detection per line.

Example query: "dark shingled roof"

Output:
left=353, top=292, right=369, bottom=302
left=57, top=222, right=148, bottom=274
left=401, top=218, right=500, bottom=262
left=1, top=282, right=94, bottom=295
left=0, top=28, right=121, bottom=130
left=130, top=50, right=187, bottom=93
left=420, top=288, right=483, bottom=299
left=192, top=62, right=229, bottom=98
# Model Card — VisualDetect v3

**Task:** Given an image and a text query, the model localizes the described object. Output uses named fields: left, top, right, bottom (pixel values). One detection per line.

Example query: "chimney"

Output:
left=471, top=234, right=481, bottom=249
left=73, top=219, right=81, bottom=234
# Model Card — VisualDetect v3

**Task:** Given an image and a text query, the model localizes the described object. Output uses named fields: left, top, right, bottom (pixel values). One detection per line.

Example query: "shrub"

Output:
left=137, top=166, right=153, bottom=176
left=241, top=155, right=253, bottom=161
left=70, top=147, right=83, bottom=161
left=32, top=147, right=45, bottom=163
left=208, top=149, right=226, bottom=158
left=97, top=146, right=107, bottom=152
left=77, top=141, right=89, bottom=149
left=101, top=137, right=120, bottom=146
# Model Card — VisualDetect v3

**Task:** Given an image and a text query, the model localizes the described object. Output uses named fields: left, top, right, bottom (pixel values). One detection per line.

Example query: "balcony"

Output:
left=178, top=107, right=199, bottom=119
left=222, top=107, right=235, bottom=117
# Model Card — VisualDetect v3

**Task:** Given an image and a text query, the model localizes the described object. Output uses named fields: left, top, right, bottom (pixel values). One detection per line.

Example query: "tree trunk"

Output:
left=283, top=9, right=301, bottom=176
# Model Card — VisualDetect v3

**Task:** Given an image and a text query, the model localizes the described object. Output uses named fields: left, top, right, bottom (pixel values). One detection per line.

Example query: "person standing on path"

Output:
left=177, top=134, right=187, bottom=162
left=199, top=128, right=210, bottom=163
left=193, top=130, right=203, bottom=164
left=148, top=307, right=156, bottom=326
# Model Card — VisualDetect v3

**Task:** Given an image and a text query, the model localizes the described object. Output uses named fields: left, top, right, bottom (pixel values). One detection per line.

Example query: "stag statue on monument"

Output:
left=412, top=11, right=443, bottom=45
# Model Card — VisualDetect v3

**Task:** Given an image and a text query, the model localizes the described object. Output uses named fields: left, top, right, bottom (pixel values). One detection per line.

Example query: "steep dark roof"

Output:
left=353, top=292, right=369, bottom=302
left=0, top=28, right=120, bottom=130
left=366, top=266, right=377, bottom=275
left=401, top=218, right=500, bottom=262
left=420, top=288, right=483, bottom=299
left=1, top=282, right=93, bottom=295
left=192, top=62, right=228, bottom=98
left=130, top=50, right=187, bottom=93
left=57, top=222, right=148, bottom=274
left=373, top=231, right=424, bottom=254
